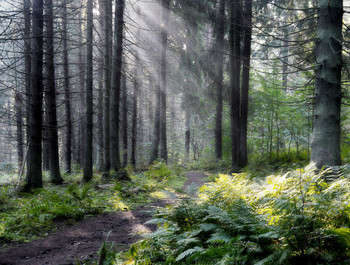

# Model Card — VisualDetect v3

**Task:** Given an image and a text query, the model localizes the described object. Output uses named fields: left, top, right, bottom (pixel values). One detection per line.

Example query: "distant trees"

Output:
left=0, top=0, right=347, bottom=190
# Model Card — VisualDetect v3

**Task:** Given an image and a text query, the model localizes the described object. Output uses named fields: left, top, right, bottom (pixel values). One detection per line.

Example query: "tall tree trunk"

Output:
left=24, top=0, right=31, bottom=144
left=83, top=0, right=94, bottom=181
left=131, top=7, right=140, bottom=167
left=25, top=0, right=44, bottom=189
left=159, top=0, right=170, bottom=163
left=185, top=110, right=190, bottom=163
left=43, top=96, right=50, bottom=171
left=44, top=0, right=62, bottom=184
left=239, top=0, right=252, bottom=168
left=149, top=79, right=160, bottom=164
left=121, top=74, right=128, bottom=167
left=311, top=0, right=343, bottom=167
left=110, top=0, right=125, bottom=172
left=96, top=0, right=105, bottom=171
left=131, top=72, right=138, bottom=167
left=229, top=0, right=241, bottom=172
left=103, top=0, right=112, bottom=172
left=15, top=92, right=24, bottom=170
left=62, top=0, right=72, bottom=174
left=78, top=11, right=86, bottom=168
left=214, top=0, right=225, bottom=161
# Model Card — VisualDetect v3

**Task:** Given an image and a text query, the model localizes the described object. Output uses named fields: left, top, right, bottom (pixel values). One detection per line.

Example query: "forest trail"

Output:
left=0, top=172, right=207, bottom=265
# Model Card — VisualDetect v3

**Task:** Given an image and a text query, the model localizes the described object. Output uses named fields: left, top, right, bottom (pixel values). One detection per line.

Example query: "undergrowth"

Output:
left=107, top=164, right=350, bottom=265
left=0, top=162, right=185, bottom=247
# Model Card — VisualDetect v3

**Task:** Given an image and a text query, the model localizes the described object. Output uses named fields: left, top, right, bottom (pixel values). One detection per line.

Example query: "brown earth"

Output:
left=0, top=172, right=207, bottom=265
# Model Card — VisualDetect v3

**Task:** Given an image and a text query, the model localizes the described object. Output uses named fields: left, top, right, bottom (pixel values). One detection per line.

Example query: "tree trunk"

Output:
left=214, top=0, right=225, bottom=161
left=96, top=0, right=105, bottom=171
left=83, top=0, right=94, bottom=181
left=78, top=11, right=86, bottom=168
left=44, top=0, right=62, bottom=184
left=159, top=0, right=170, bottom=163
left=24, top=0, right=31, bottom=144
left=121, top=74, right=128, bottom=167
left=110, top=0, right=125, bottom=172
left=25, top=0, right=44, bottom=189
left=239, top=0, right=252, bottom=168
left=229, top=0, right=241, bottom=172
left=150, top=79, right=160, bottom=164
left=43, top=95, right=50, bottom=171
left=131, top=72, right=138, bottom=167
left=62, top=0, right=72, bottom=174
left=311, top=0, right=343, bottom=168
left=103, top=0, right=112, bottom=172
left=15, top=92, right=24, bottom=170
left=185, top=110, right=190, bottom=163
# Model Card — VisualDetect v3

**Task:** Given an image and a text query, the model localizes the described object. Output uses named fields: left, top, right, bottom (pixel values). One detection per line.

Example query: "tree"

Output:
left=44, top=0, right=63, bottom=184
left=103, top=0, right=112, bottom=173
left=229, top=0, right=241, bottom=172
left=110, top=0, right=125, bottom=172
left=62, top=0, right=72, bottom=174
left=83, top=0, right=94, bottom=181
left=311, top=0, right=343, bottom=167
left=25, top=0, right=44, bottom=189
left=24, top=0, right=31, bottom=142
left=96, top=0, right=105, bottom=171
left=239, top=0, right=252, bottom=168
left=214, top=0, right=225, bottom=161
left=121, top=73, right=128, bottom=167
left=159, top=0, right=170, bottom=163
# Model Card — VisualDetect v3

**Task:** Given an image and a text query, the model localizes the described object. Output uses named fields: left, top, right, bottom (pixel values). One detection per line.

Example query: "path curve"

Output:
left=0, top=172, right=207, bottom=265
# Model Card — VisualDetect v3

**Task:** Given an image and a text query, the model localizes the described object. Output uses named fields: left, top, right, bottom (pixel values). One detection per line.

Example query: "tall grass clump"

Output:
left=126, top=164, right=350, bottom=264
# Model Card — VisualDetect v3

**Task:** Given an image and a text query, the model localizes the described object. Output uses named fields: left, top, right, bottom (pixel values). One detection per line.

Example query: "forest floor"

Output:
left=0, top=172, right=207, bottom=265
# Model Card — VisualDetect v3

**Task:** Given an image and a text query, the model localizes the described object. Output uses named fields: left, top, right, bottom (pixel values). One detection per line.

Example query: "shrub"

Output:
left=127, top=164, right=350, bottom=264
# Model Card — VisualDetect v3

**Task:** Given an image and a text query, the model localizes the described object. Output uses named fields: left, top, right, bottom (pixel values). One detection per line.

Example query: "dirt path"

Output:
left=0, top=172, right=207, bottom=265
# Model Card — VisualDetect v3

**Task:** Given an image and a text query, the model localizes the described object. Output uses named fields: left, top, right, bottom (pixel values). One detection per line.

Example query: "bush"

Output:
left=127, top=164, right=350, bottom=264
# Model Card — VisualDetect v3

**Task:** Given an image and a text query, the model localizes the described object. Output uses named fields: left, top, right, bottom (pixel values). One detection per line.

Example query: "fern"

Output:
left=175, top=246, right=204, bottom=262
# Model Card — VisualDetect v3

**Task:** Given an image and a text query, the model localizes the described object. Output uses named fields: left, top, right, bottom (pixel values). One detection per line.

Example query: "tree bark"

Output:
left=110, top=0, right=125, bottom=172
left=131, top=72, right=138, bottom=167
left=44, top=0, right=62, bottom=184
left=83, top=0, right=94, bottom=181
left=159, top=0, right=170, bottom=163
left=25, top=0, right=44, bottom=189
left=78, top=11, right=86, bottom=168
left=229, top=0, right=241, bottom=172
left=239, top=0, right=252, bottom=168
left=121, top=74, right=128, bottom=167
left=103, top=0, right=112, bottom=172
left=15, top=92, right=24, bottom=171
left=185, top=110, right=190, bottom=163
left=311, top=0, right=343, bottom=167
left=96, top=0, right=105, bottom=171
left=150, top=80, right=160, bottom=164
left=24, top=0, right=31, bottom=144
left=62, top=0, right=72, bottom=174
left=214, top=0, right=225, bottom=161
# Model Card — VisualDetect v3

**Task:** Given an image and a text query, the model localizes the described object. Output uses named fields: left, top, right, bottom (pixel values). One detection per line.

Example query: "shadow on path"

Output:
left=0, top=172, right=207, bottom=265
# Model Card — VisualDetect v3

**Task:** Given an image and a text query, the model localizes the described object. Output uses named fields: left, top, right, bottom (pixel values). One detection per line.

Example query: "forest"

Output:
left=1, top=0, right=350, bottom=264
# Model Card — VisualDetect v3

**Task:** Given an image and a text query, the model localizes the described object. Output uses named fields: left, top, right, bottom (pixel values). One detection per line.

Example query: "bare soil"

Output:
left=0, top=172, right=207, bottom=265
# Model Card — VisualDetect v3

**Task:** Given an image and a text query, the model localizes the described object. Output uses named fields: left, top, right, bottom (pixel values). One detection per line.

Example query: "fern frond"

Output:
left=175, top=246, right=204, bottom=262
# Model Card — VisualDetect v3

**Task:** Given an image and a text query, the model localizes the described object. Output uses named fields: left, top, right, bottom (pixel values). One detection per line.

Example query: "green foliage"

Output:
left=127, top=165, right=350, bottom=264
left=0, top=164, right=186, bottom=247
left=0, top=184, right=105, bottom=244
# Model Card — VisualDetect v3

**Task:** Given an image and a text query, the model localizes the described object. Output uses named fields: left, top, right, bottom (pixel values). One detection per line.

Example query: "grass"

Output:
left=0, top=163, right=186, bottom=248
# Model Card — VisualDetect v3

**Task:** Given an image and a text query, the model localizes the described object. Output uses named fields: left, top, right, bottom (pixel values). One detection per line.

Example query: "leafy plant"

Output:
left=126, top=165, right=350, bottom=264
